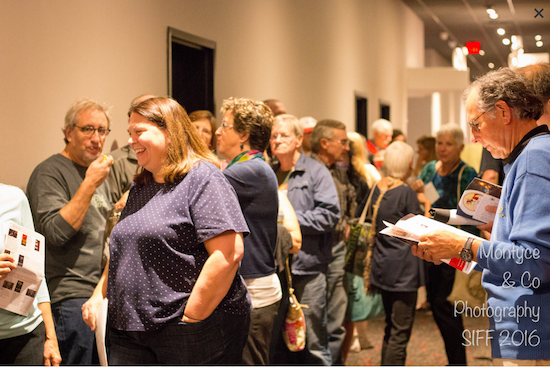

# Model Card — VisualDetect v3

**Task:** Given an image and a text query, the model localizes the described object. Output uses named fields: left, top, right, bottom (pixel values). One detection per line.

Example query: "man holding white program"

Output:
left=413, top=67, right=550, bottom=364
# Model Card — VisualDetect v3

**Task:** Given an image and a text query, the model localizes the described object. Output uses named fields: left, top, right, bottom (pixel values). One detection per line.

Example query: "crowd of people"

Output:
left=1, top=62, right=550, bottom=366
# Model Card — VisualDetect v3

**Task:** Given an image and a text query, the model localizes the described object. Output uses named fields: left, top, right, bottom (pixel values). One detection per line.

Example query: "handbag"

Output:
left=282, top=258, right=308, bottom=352
left=344, top=183, right=377, bottom=277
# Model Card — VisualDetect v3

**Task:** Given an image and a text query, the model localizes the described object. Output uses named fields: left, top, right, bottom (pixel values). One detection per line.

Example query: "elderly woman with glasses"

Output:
left=82, top=97, right=251, bottom=365
left=214, top=97, right=281, bottom=365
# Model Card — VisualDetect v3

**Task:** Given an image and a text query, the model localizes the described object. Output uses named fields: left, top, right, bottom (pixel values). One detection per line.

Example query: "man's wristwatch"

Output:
left=459, top=237, right=474, bottom=262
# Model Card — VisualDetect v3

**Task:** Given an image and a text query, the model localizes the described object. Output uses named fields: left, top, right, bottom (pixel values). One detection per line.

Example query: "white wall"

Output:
left=0, top=0, right=424, bottom=189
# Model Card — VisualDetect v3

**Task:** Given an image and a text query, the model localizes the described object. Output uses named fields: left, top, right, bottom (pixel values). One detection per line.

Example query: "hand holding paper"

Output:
left=380, top=214, right=479, bottom=273
left=417, top=229, right=467, bottom=263
left=0, top=253, right=16, bottom=280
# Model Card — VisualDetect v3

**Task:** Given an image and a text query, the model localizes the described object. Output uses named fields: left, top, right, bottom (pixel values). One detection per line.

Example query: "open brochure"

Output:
left=430, top=177, right=502, bottom=226
left=0, top=221, right=45, bottom=316
left=380, top=214, right=481, bottom=274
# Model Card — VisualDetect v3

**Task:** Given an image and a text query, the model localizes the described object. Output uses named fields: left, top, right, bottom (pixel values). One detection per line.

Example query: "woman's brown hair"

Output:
left=131, top=97, right=220, bottom=185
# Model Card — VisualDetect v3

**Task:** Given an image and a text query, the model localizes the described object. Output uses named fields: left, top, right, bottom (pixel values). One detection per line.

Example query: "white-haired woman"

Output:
left=362, top=141, right=423, bottom=365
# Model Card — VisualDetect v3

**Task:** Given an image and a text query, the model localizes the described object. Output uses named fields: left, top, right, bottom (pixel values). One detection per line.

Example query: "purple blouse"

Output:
left=107, top=161, right=251, bottom=331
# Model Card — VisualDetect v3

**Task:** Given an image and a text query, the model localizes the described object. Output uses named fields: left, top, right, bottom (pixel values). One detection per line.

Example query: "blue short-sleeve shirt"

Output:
left=107, top=161, right=251, bottom=331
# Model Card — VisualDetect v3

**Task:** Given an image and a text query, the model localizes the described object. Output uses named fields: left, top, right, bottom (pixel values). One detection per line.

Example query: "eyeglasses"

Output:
left=468, top=110, right=490, bottom=133
left=219, top=122, right=234, bottom=131
left=73, top=125, right=111, bottom=137
left=331, top=139, right=349, bottom=146
left=270, top=133, right=294, bottom=141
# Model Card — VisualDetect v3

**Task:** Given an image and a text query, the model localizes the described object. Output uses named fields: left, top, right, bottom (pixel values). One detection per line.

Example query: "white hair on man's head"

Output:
left=383, top=141, right=414, bottom=180
left=371, top=118, right=393, bottom=138
left=273, top=114, right=303, bottom=136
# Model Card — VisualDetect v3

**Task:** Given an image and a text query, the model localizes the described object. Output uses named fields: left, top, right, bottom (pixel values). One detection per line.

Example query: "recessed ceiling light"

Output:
left=489, top=13, right=499, bottom=19
left=479, top=50, right=485, bottom=56
left=536, top=41, right=544, bottom=47
left=535, top=35, right=542, bottom=41
left=502, top=38, right=510, bottom=45
left=487, top=7, right=496, bottom=15
left=497, top=28, right=505, bottom=36
left=488, top=63, right=495, bottom=69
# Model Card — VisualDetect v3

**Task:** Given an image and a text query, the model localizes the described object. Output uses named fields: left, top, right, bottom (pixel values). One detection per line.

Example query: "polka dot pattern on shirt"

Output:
left=107, top=161, right=251, bottom=331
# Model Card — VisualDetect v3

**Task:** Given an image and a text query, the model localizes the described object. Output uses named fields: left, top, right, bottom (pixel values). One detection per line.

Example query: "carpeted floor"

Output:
left=345, top=309, right=493, bottom=366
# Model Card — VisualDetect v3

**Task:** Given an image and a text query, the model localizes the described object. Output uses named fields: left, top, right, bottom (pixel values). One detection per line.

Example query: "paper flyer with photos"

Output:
left=456, top=177, right=502, bottom=224
left=1, top=221, right=45, bottom=316
left=380, top=214, right=481, bottom=274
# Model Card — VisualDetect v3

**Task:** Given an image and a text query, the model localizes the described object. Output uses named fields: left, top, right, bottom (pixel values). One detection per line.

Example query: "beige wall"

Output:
left=0, top=0, right=424, bottom=189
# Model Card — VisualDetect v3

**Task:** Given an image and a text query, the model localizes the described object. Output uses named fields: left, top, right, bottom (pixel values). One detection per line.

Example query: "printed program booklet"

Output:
left=380, top=214, right=481, bottom=274
left=0, top=221, right=45, bottom=316
left=456, top=177, right=501, bottom=224
left=430, top=177, right=502, bottom=226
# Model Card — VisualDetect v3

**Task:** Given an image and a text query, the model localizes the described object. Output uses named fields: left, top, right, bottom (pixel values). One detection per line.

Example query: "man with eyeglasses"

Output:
left=413, top=67, right=550, bottom=364
left=309, top=119, right=355, bottom=364
left=27, top=98, right=114, bottom=365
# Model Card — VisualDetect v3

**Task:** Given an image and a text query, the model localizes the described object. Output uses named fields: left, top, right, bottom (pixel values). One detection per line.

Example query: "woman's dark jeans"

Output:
left=108, top=311, right=250, bottom=365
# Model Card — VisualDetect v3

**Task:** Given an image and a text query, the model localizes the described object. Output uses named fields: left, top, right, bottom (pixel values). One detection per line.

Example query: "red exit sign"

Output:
left=466, top=41, right=481, bottom=54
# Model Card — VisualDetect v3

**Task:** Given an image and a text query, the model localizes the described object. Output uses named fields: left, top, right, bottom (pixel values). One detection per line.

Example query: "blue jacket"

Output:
left=275, top=153, right=340, bottom=274
left=477, top=126, right=550, bottom=360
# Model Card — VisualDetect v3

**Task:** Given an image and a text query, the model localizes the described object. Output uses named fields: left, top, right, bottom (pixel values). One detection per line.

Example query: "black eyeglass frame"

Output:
left=73, top=125, right=111, bottom=137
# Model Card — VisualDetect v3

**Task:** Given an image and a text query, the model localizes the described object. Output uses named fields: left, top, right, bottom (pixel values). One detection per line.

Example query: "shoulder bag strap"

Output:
left=358, top=181, right=379, bottom=224
left=457, top=163, right=468, bottom=204
left=456, top=164, right=468, bottom=230
left=369, top=179, right=404, bottom=242
left=285, top=257, right=293, bottom=290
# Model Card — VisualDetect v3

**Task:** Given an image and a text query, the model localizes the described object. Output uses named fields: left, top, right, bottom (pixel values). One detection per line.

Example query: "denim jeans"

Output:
left=0, top=321, right=44, bottom=365
left=108, top=311, right=250, bottom=365
left=326, top=240, right=348, bottom=365
left=291, top=272, right=331, bottom=365
left=52, top=298, right=99, bottom=365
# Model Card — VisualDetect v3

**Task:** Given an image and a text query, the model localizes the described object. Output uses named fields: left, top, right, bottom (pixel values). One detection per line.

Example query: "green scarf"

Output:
left=226, top=150, right=265, bottom=169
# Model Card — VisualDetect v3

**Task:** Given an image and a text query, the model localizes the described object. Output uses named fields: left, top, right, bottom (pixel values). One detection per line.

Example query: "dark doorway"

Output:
left=355, top=95, right=368, bottom=137
left=168, top=28, right=215, bottom=114
left=380, top=102, right=390, bottom=121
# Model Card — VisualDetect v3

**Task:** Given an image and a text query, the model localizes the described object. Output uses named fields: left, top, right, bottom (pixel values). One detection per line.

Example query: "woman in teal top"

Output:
left=412, top=123, right=477, bottom=365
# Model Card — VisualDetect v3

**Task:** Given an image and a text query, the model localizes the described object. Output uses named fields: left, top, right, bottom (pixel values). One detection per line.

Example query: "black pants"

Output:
left=0, top=322, right=45, bottom=365
left=425, top=262, right=467, bottom=365
left=242, top=300, right=280, bottom=365
left=380, top=290, right=417, bottom=366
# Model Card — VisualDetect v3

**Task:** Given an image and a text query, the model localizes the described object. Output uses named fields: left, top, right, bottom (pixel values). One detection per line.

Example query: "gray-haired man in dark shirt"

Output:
left=27, top=97, right=113, bottom=365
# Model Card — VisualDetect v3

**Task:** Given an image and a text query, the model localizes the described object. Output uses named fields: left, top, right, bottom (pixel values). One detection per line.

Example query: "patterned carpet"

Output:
left=345, top=309, right=493, bottom=366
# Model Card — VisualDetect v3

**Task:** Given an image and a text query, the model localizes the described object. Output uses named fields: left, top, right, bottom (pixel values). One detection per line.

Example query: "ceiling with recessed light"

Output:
left=401, top=0, right=550, bottom=80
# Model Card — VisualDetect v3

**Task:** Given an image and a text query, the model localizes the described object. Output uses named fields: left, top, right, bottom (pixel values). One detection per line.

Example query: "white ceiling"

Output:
left=401, top=0, right=550, bottom=79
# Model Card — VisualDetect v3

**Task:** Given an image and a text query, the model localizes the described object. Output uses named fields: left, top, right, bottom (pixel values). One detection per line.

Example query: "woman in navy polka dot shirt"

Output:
left=82, top=97, right=251, bottom=364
